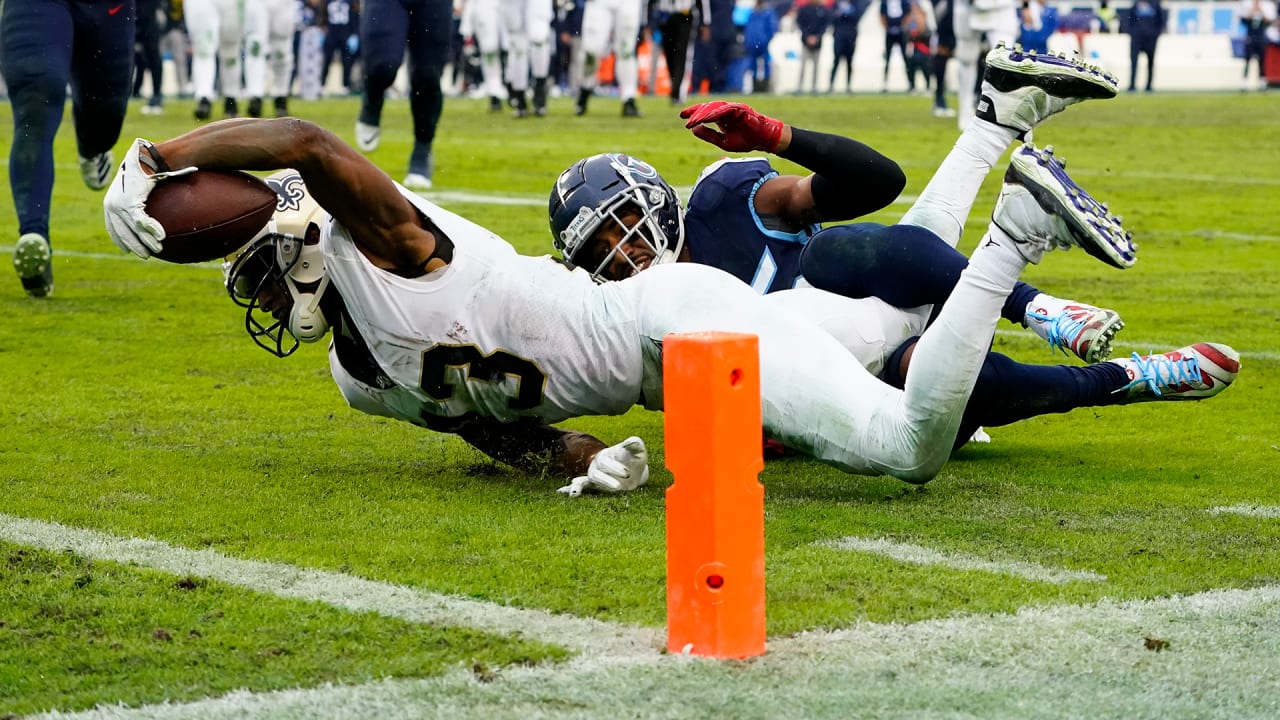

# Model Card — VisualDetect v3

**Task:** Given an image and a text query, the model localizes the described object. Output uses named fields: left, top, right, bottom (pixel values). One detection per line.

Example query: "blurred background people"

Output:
left=503, top=0, right=554, bottom=117
left=829, top=0, right=866, bottom=93
left=651, top=0, right=707, bottom=104
left=1126, top=0, right=1164, bottom=92
left=320, top=0, right=360, bottom=98
left=795, top=0, right=830, bottom=94
left=1239, top=0, right=1277, bottom=90
left=245, top=0, right=299, bottom=116
left=744, top=0, right=779, bottom=93
left=929, top=0, right=956, bottom=116
left=135, top=0, right=166, bottom=114
left=576, top=0, right=645, bottom=115
left=159, top=0, right=192, bottom=99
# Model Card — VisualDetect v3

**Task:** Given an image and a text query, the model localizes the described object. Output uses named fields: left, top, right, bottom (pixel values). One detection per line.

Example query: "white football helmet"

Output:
left=223, top=170, right=332, bottom=357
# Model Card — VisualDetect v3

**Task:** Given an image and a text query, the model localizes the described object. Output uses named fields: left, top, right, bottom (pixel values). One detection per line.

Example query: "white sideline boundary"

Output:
left=0, top=513, right=661, bottom=661
left=821, top=536, right=1105, bottom=584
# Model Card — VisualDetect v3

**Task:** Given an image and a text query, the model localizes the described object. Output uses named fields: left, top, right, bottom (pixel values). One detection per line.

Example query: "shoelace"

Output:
left=1029, top=309, right=1088, bottom=356
left=1116, top=351, right=1203, bottom=397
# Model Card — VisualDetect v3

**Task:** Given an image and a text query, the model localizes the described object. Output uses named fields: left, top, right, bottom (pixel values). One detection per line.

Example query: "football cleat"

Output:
left=247, top=96, right=263, bottom=118
left=977, top=43, right=1118, bottom=138
left=274, top=96, right=290, bottom=117
left=575, top=88, right=591, bottom=116
left=79, top=150, right=113, bottom=191
left=13, top=233, right=53, bottom=298
left=355, top=120, right=380, bottom=152
left=1110, top=343, right=1240, bottom=403
left=403, top=172, right=433, bottom=191
left=223, top=97, right=239, bottom=119
left=622, top=98, right=642, bottom=118
left=194, top=96, right=212, bottom=121
left=511, top=90, right=529, bottom=119
left=1027, top=303, right=1125, bottom=363
left=994, top=143, right=1136, bottom=268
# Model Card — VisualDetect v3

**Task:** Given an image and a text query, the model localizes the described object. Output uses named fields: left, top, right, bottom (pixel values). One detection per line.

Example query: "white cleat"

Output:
left=355, top=120, right=381, bottom=153
left=994, top=143, right=1137, bottom=269
left=976, top=43, right=1119, bottom=138
left=79, top=150, right=113, bottom=191
left=1026, top=303, right=1125, bottom=363
left=1110, top=343, right=1240, bottom=403
left=402, top=173, right=433, bottom=191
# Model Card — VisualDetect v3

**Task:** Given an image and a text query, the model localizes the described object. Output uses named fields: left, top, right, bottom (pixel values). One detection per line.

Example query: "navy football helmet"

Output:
left=548, top=153, right=684, bottom=282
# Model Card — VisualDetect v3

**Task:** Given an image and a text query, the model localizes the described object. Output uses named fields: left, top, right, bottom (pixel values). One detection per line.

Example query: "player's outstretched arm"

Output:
left=448, top=416, right=607, bottom=479
left=146, top=119, right=442, bottom=275
left=680, top=101, right=906, bottom=225
left=448, top=418, right=649, bottom=496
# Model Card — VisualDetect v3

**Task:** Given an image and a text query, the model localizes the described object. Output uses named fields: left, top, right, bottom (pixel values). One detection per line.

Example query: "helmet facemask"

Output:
left=550, top=154, right=685, bottom=283
left=223, top=170, right=331, bottom=358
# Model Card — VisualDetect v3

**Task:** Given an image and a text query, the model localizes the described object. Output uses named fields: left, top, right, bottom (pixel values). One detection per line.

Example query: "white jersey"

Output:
left=320, top=185, right=1024, bottom=484
left=322, top=186, right=647, bottom=425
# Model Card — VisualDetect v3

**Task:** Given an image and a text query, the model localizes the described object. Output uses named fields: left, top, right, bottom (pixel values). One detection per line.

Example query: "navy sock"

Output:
left=953, top=352, right=1133, bottom=448
left=409, top=142, right=433, bottom=177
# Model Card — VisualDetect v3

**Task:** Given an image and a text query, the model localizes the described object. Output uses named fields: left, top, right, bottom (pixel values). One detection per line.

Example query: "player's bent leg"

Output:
left=800, top=223, right=966, bottom=308
left=994, top=143, right=1137, bottom=268
left=978, top=42, right=1119, bottom=138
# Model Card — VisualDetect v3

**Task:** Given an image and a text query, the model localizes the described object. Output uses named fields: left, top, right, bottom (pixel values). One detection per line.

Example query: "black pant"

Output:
left=134, top=0, right=163, bottom=100
left=1128, top=34, right=1158, bottom=90
left=659, top=12, right=694, bottom=101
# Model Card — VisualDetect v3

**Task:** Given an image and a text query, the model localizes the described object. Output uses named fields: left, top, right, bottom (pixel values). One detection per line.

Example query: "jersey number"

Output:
left=419, top=344, right=546, bottom=411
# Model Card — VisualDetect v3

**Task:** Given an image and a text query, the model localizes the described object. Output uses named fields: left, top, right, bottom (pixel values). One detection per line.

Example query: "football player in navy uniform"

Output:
left=549, top=45, right=1237, bottom=451
left=355, top=0, right=453, bottom=190
left=3, top=0, right=136, bottom=297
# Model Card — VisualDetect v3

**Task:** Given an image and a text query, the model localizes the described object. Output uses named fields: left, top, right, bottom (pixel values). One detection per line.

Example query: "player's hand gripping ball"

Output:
left=104, top=138, right=278, bottom=263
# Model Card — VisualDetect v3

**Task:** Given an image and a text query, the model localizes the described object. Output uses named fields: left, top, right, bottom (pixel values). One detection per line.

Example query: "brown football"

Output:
left=145, top=169, right=279, bottom=264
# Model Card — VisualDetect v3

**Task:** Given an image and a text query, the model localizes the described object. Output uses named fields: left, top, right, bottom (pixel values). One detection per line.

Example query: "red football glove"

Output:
left=679, top=101, right=785, bottom=153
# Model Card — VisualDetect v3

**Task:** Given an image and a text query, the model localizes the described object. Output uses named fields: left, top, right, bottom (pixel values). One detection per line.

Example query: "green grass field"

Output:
left=1, top=90, right=1278, bottom=718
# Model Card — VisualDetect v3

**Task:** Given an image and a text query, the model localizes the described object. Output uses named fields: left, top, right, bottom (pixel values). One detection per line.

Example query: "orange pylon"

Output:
left=663, top=331, right=766, bottom=659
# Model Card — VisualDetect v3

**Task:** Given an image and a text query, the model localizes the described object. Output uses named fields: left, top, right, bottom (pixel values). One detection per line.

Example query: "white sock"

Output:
left=970, top=225, right=1033, bottom=282
left=898, top=120, right=1017, bottom=247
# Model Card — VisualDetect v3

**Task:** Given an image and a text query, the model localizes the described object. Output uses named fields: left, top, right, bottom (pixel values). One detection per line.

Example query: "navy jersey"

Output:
left=683, top=158, right=821, bottom=294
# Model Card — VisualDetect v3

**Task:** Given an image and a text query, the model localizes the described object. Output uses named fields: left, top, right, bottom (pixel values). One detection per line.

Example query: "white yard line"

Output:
left=0, top=513, right=661, bottom=661
left=821, top=536, right=1106, bottom=584
left=1208, top=505, right=1280, bottom=519
left=37, top=584, right=1280, bottom=719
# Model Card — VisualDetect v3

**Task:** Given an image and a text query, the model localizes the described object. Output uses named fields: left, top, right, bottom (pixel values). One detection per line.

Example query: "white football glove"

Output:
left=102, top=138, right=196, bottom=258
left=557, top=436, right=650, bottom=497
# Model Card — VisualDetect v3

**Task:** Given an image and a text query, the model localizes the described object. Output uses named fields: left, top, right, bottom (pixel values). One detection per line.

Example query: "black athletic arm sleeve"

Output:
left=775, top=126, right=907, bottom=222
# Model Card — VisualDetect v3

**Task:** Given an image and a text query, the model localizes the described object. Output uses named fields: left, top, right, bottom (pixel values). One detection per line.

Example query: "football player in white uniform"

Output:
left=244, top=0, right=298, bottom=117
left=460, top=0, right=509, bottom=111
left=574, top=0, right=644, bottom=117
left=186, top=0, right=246, bottom=120
left=952, top=0, right=1020, bottom=130
left=502, top=0, right=555, bottom=116
left=101, top=117, right=1194, bottom=499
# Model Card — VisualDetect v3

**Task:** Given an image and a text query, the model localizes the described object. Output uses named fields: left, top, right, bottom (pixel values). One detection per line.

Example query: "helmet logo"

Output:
left=609, top=154, right=658, bottom=182
left=266, top=171, right=307, bottom=213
